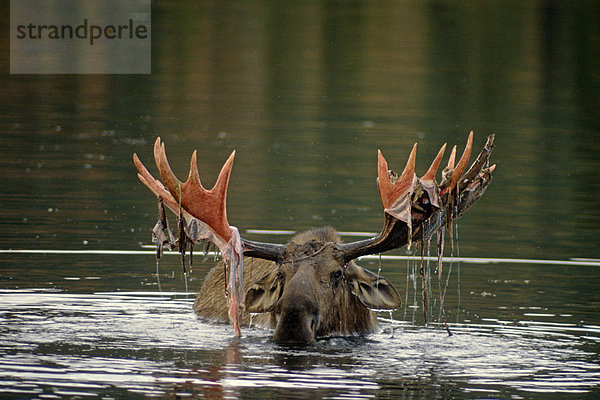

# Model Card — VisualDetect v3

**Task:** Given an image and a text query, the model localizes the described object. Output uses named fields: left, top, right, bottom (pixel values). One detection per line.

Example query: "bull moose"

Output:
left=133, top=132, right=495, bottom=344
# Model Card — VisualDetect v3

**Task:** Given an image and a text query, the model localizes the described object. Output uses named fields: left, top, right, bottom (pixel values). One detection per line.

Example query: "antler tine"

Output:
left=447, top=145, right=457, bottom=170
left=218, top=143, right=285, bottom=260
left=377, top=143, right=417, bottom=213
left=133, top=152, right=181, bottom=214
left=154, top=138, right=182, bottom=201
left=440, top=131, right=473, bottom=196
left=152, top=137, right=234, bottom=244
left=449, top=130, right=473, bottom=192
left=459, top=133, right=495, bottom=192
left=419, top=143, right=446, bottom=208
left=421, top=143, right=447, bottom=182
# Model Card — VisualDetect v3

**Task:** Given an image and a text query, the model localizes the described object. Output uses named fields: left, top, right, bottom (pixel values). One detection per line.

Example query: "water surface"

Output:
left=2, top=285, right=599, bottom=399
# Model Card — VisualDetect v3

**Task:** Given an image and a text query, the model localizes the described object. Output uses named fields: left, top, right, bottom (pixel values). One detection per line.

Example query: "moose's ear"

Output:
left=345, top=263, right=402, bottom=310
left=245, top=269, right=284, bottom=313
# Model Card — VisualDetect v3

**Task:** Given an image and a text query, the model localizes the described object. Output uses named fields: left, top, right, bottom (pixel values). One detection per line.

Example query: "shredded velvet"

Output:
left=184, top=217, right=245, bottom=337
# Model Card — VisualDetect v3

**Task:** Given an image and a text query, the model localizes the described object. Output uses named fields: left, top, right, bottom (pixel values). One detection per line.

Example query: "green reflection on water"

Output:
left=1, top=1, right=598, bottom=262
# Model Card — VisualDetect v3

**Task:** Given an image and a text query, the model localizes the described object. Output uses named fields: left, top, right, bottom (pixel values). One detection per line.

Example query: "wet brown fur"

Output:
left=193, top=256, right=275, bottom=328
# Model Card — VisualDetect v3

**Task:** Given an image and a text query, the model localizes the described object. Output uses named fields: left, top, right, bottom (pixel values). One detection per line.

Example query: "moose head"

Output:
left=133, top=133, right=495, bottom=344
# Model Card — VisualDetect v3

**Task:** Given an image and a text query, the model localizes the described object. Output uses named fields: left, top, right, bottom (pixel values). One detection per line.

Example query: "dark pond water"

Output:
left=1, top=1, right=600, bottom=398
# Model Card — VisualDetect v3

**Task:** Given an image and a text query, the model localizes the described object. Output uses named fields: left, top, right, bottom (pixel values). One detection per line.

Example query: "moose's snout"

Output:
left=273, top=277, right=320, bottom=345
left=274, top=301, right=319, bottom=345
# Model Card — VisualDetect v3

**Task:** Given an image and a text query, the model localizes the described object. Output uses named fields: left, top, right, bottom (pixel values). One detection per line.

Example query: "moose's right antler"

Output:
left=133, top=138, right=286, bottom=258
left=134, top=138, right=287, bottom=337
left=134, top=137, right=235, bottom=248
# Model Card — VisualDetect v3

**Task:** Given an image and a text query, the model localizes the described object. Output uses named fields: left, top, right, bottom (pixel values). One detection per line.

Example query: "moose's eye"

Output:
left=331, top=270, right=343, bottom=282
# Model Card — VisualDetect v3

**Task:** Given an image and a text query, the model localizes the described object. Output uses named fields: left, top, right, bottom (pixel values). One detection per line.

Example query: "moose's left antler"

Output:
left=336, top=131, right=494, bottom=263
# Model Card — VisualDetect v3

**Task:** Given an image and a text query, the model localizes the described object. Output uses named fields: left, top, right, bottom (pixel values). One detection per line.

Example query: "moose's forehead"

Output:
left=279, top=238, right=342, bottom=271
left=281, top=227, right=338, bottom=256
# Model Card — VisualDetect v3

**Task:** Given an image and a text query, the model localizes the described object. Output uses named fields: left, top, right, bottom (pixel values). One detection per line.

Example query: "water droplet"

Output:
left=183, top=272, right=189, bottom=296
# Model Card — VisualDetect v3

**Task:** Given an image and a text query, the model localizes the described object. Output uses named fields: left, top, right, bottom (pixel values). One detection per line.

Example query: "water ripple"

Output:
left=0, top=290, right=599, bottom=398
